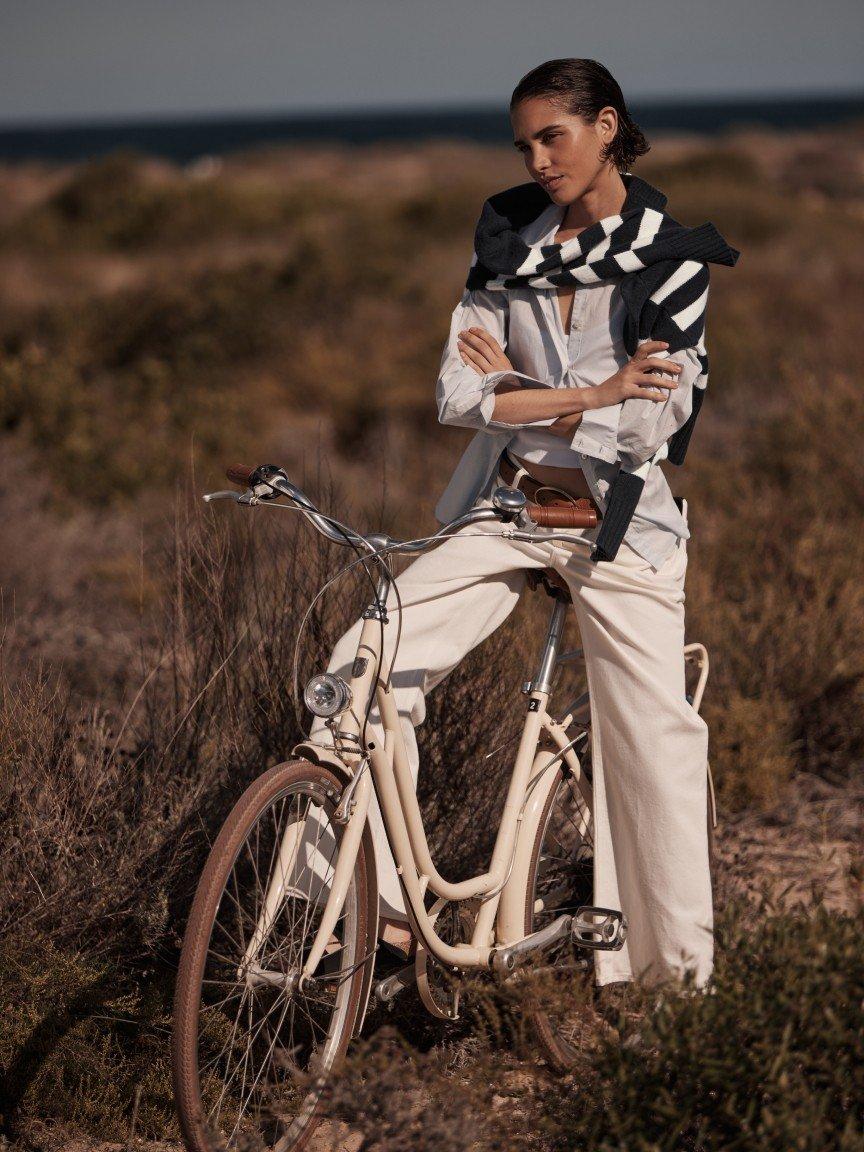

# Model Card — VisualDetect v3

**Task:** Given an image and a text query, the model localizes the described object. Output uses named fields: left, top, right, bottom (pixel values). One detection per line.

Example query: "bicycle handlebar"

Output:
left=207, top=463, right=596, bottom=554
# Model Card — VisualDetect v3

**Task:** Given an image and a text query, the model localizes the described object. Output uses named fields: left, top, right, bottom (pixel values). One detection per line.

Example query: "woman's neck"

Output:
left=560, top=169, right=628, bottom=233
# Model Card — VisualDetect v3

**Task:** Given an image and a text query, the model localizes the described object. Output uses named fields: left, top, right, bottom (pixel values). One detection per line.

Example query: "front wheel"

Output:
left=172, top=759, right=370, bottom=1152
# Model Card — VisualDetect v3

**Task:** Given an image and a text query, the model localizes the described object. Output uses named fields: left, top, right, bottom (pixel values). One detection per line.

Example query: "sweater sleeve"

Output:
left=613, top=261, right=711, bottom=469
left=615, top=342, right=705, bottom=467
left=436, top=287, right=553, bottom=432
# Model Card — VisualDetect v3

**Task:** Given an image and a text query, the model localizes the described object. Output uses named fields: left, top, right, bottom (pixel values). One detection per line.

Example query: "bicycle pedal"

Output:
left=571, top=906, right=628, bottom=951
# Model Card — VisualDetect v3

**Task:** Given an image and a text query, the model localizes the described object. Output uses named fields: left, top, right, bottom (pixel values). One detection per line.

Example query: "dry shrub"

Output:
left=688, top=362, right=864, bottom=807
left=1, top=134, right=863, bottom=1143
left=2, top=151, right=319, bottom=251
left=0, top=463, right=559, bottom=1139
left=0, top=941, right=174, bottom=1139
left=327, top=892, right=863, bottom=1152
left=325, top=1024, right=500, bottom=1152
left=550, top=893, right=864, bottom=1151
left=0, top=463, right=382, bottom=957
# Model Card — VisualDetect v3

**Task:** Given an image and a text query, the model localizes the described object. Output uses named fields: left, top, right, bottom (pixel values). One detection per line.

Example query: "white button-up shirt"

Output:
left=434, top=201, right=704, bottom=569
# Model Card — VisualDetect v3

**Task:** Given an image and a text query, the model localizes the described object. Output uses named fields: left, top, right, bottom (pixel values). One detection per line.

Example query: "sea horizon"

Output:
left=1, top=88, right=862, bottom=164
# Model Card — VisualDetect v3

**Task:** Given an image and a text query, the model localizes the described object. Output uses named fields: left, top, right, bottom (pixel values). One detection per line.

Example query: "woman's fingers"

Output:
left=458, top=326, right=506, bottom=374
left=458, top=327, right=504, bottom=366
left=460, top=326, right=501, bottom=354
left=633, top=340, right=671, bottom=360
left=633, top=374, right=678, bottom=400
left=458, top=341, right=488, bottom=374
left=640, top=357, right=682, bottom=374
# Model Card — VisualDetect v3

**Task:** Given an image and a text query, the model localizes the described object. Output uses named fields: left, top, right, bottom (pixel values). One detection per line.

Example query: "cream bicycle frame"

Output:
left=230, top=493, right=711, bottom=988
left=284, top=577, right=597, bottom=983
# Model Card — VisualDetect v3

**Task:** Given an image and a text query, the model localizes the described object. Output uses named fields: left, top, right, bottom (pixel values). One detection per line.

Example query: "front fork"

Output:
left=238, top=768, right=373, bottom=987
left=241, top=574, right=391, bottom=987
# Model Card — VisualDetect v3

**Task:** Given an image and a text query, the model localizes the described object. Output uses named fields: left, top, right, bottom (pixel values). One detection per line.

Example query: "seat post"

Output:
left=530, top=598, right=569, bottom=695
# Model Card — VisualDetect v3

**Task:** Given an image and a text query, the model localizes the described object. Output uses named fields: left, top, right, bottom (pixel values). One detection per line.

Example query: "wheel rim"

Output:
left=192, top=781, right=360, bottom=1150
left=529, top=769, right=595, bottom=1057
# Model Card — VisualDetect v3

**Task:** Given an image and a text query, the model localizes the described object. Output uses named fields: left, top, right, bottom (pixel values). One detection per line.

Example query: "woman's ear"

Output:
left=595, top=105, right=619, bottom=149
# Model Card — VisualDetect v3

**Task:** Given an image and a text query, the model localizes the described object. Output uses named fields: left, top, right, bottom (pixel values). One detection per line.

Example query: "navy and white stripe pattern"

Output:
left=469, top=208, right=710, bottom=288
left=626, top=256, right=712, bottom=467
left=464, top=173, right=739, bottom=561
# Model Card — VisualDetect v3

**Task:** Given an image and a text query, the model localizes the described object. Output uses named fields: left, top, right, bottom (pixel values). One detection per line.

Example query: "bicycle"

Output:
left=171, top=462, right=717, bottom=1152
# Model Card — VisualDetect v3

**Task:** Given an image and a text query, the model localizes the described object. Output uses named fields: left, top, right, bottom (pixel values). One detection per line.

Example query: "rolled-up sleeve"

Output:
left=615, top=342, right=705, bottom=467
left=566, top=398, right=622, bottom=465
left=436, top=288, right=551, bottom=432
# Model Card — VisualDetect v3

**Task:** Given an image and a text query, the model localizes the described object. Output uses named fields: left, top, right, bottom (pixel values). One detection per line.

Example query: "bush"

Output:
left=5, top=151, right=311, bottom=251
left=321, top=894, right=864, bottom=1152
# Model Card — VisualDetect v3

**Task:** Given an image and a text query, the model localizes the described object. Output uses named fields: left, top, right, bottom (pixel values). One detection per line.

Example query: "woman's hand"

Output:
left=586, top=340, right=683, bottom=409
left=543, top=340, right=684, bottom=438
left=457, top=326, right=514, bottom=376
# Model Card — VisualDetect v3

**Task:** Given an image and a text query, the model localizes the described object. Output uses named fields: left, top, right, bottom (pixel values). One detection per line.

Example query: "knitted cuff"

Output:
left=590, top=470, right=646, bottom=562
left=667, top=386, right=705, bottom=466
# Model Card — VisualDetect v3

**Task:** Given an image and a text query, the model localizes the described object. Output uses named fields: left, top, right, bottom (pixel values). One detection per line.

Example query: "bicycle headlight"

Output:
left=303, top=673, right=352, bottom=718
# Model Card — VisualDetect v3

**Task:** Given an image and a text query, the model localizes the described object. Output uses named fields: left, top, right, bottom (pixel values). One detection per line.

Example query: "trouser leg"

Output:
left=555, top=534, right=713, bottom=990
left=308, top=513, right=555, bottom=919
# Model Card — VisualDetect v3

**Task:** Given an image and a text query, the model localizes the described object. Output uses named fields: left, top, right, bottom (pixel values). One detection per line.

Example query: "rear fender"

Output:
left=496, top=749, right=564, bottom=945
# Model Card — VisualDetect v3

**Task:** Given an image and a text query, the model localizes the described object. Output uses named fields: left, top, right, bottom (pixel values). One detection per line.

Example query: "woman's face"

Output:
left=510, top=96, right=618, bottom=202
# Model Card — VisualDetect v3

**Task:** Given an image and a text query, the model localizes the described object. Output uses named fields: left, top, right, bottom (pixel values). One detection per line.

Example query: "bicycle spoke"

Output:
left=529, top=772, right=596, bottom=1069
left=180, top=772, right=364, bottom=1151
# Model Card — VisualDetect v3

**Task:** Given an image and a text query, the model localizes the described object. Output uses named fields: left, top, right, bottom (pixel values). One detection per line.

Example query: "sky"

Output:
left=1, top=0, right=862, bottom=126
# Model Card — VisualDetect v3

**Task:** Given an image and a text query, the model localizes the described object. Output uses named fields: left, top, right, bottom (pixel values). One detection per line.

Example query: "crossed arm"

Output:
left=455, top=324, right=681, bottom=435
left=436, top=287, right=698, bottom=466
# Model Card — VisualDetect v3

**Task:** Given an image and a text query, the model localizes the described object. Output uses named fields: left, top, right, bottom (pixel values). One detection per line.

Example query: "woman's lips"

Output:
left=543, top=175, right=564, bottom=190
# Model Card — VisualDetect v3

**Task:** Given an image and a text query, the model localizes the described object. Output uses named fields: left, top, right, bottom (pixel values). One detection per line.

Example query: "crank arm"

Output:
left=372, top=963, right=417, bottom=1005
left=491, top=913, right=574, bottom=975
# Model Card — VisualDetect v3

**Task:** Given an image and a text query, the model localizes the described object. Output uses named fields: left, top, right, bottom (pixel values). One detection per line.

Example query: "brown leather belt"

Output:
left=497, top=451, right=603, bottom=525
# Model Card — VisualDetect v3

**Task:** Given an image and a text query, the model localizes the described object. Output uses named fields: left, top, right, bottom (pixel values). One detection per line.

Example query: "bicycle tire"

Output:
left=523, top=766, right=596, bottom=1073
left=172, top=759, right=370, bottom=1152
left=524, top=763, right=717, bottom=1072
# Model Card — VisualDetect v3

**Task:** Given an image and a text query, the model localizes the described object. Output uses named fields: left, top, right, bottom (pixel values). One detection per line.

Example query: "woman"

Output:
left=309, top=58, right=739, bottom=992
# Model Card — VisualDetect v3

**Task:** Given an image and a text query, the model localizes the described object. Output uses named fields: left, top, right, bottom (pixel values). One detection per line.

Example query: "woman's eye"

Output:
left=516, top=133, right=558, bottom=154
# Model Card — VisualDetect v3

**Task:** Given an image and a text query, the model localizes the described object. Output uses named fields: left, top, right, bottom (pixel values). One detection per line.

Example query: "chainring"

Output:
left=414, top=897, right=479, bottom=1020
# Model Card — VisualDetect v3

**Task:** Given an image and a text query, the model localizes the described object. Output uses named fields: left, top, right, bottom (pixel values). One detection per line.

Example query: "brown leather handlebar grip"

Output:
left=226, top=464, right=257, bottom=487
left=526, top=501, right=598, bottom=529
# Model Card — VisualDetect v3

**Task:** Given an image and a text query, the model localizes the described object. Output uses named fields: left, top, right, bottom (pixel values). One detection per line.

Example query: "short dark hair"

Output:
left=510, top=59, right=650, bottom=172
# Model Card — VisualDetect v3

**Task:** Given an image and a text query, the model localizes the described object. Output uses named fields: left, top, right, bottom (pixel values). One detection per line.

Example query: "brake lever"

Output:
left=203, top=491, right=243, bottom=503
left=203, top=488, right=273, bottom=505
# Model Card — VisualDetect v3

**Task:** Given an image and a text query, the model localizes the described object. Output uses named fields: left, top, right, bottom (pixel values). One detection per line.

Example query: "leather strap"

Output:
left=497, top=453, right=603, bottom=521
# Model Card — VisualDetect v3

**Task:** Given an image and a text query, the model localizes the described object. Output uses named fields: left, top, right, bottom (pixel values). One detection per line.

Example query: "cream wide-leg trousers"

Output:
left=307, top=468, right=713, bottom=990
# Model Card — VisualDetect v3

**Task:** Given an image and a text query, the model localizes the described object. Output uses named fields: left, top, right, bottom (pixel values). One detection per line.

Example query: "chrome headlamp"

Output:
left=303, top=673, right=352, bottom=719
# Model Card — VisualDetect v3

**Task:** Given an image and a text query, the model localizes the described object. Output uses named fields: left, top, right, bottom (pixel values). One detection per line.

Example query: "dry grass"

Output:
left=1, top=123, right=863, bottom=1148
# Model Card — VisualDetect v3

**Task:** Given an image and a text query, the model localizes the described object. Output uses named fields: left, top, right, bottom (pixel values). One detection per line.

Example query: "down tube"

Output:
left=366, top=690, right=493, bottom=968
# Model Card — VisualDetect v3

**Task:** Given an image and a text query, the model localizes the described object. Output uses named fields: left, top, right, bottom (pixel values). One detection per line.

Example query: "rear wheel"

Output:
left=524, top=754, right=717, bottom=1071
left=524, top=764, right=596, bottom=1072
left=172, top=759, right=370, bottom=1152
